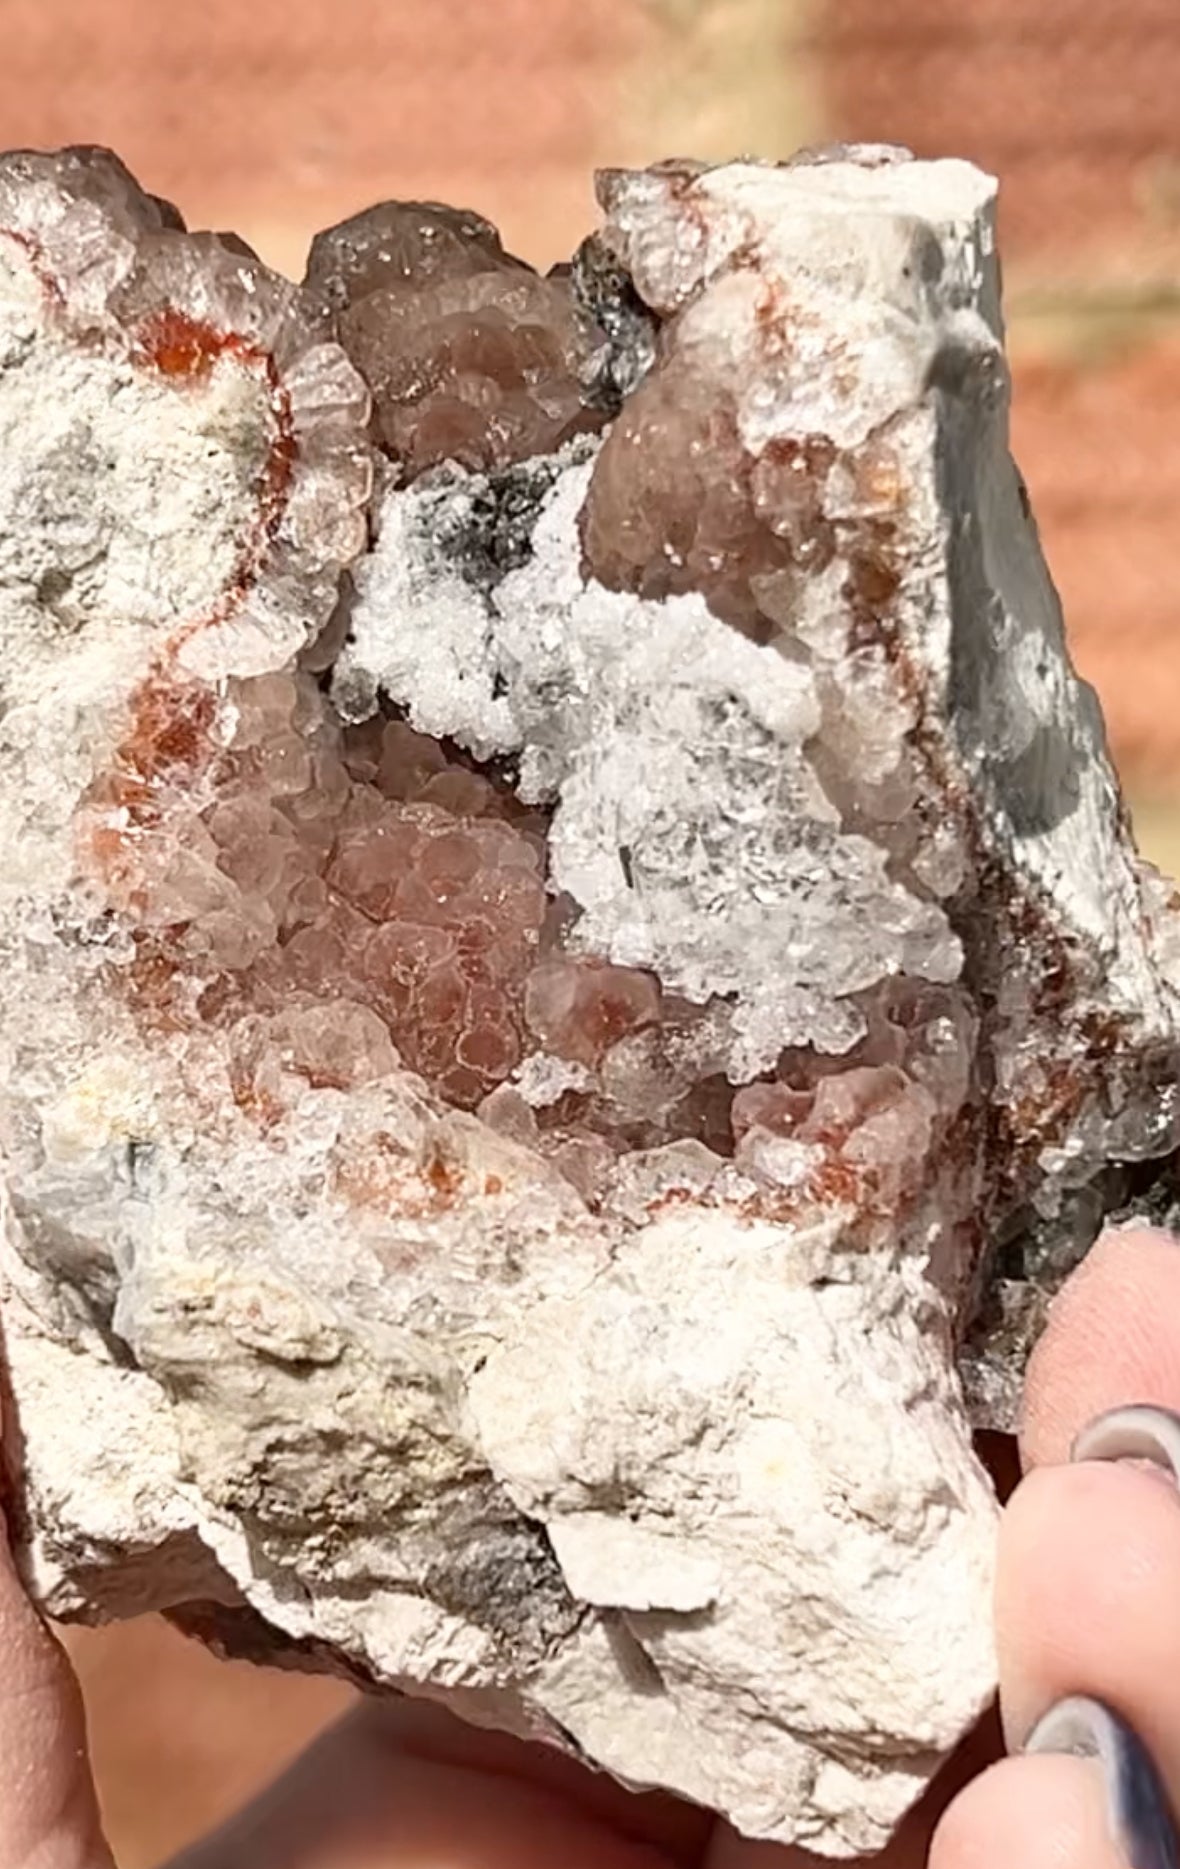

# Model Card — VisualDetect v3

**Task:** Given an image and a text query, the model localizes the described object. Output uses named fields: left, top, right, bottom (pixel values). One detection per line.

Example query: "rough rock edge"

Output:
left=0, top=145, right=374, bottom=673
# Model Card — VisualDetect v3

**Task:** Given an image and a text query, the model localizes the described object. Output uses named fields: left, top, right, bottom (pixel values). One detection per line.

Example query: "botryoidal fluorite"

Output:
left=1, top=143, right=1178, bottom=1852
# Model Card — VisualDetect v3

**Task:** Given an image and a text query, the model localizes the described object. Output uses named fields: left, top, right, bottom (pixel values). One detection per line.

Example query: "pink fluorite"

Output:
left=307, top=200, right=607, bottom=475
left=85, top=649, right=973, bottom=1206
left=523, top=959, right=662, bottom=1067
left=731, top=982, right=974, bottom=1223
left=87, top=668, right=674, bottom=1125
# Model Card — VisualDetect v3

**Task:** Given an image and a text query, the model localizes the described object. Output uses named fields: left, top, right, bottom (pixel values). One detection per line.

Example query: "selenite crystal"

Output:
left=2, top=142, right=1179, bottom=1856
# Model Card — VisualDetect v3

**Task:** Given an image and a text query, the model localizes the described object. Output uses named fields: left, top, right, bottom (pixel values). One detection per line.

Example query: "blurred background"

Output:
left=3, top=0, right=1179, bottom=1856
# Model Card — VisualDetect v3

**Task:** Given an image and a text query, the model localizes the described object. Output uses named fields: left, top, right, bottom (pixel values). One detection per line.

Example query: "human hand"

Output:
left=4, top=1225, right=1179, bottom=1869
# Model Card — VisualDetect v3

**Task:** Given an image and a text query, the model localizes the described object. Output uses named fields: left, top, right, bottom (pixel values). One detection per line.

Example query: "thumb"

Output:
left=0, top=1476, right=112, bottom=1869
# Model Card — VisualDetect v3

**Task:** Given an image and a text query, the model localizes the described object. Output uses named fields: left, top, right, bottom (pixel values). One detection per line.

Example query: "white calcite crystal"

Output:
left=2, top=144, right=1179, bottom=1855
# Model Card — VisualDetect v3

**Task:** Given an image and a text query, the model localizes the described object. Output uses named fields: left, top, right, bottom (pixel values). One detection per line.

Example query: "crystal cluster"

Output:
left=306, top=200, right=609, bottom=474
left=102, top=669, right=553, bottom=1109
left=730, top=979, right=976, bottom=1225
left=86, top=658, right=683, bottom=1157
left=3, top=143, right=1179, bottom=1859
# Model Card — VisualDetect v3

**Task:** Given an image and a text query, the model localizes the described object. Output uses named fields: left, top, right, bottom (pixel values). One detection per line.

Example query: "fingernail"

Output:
left=1072, top=1406, right=1180, bottom=1484
left=1025, top=1696, right=1179, bottom=1869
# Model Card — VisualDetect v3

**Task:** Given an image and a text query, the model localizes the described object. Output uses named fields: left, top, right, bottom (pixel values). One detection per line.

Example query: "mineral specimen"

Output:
left=2, top=142, right=1178, bottom=1856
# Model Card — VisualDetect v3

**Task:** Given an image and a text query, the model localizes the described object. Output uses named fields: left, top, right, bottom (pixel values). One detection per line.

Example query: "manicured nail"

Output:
left=1025, top=1696, right=1179, bottom=1869
left=1072, top=1406, right=1180, bottom=1484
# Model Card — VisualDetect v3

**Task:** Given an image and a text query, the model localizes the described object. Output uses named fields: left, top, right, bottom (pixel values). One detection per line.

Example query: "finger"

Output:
left=1022, top=1225, right=1180, bottom=1467
left=166, top=1701, right=678, bottom=1869
left=996, top=1452, right=1180, bottom=1793
left=931, top=1753, right=1126, bottom=1869
left=1024, top=1697, right=1180, bottom=1869
left=0, top=1498, right=112, bottom=1869
left=1002, top=1220, right=1180, bottom=1798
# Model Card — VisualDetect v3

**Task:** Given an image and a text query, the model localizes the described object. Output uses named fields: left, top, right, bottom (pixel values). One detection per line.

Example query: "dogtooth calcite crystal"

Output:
left=1, top=141, right=1178, bottom=1855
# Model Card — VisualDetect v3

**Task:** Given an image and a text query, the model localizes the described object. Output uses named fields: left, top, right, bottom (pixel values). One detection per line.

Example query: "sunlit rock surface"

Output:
left=2, top=143, right=1178, bottom=1855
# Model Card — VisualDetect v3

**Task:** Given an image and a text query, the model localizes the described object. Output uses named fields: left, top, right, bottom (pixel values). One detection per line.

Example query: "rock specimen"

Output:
left=2, top=142, right=1178, bottom=1855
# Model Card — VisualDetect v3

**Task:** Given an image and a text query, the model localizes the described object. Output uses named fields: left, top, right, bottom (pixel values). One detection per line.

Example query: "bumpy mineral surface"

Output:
left=2, top=143, right=1179, bottom=1855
